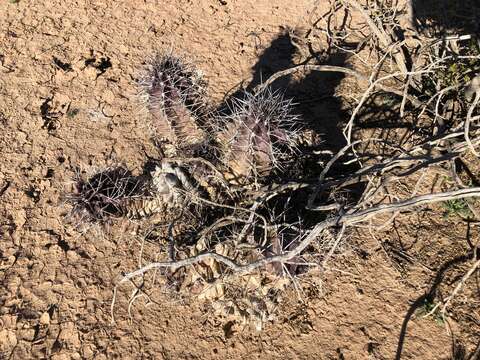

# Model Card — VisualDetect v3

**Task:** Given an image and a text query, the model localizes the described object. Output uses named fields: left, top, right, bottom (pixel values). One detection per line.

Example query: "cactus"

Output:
left=66, top=53, right=307, bottom=331
left=67, top=166, right=146, bottom=223
left=217, top=88, right=301, bottom=184
left=69, top=51, right=303, bottom=224
left=67, top=161, right=213, bottom=223
left=138, top=52, right=210, bottom=155
left=68, top=86, right=302, bottom=222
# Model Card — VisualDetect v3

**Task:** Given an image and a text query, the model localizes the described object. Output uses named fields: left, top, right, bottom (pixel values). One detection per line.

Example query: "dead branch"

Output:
left=465, top=92, right=480, bottom=156
left=108, top=0, right=480, bottom=329
left=441, top=259, right=480, bottom=315
left=118, top=187, right=480, bottom=284
left=254, top=64, right=423, bottom=107
left=341, top=0, right=408, bottom=74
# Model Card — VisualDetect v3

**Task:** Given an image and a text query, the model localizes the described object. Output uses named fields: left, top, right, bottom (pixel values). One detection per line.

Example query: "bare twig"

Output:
left=254, top=64, right=423, bottom=107
left=465, top=91, right=480, bottom=157
left=424, top=258, right=480, bottom=318
left=441, top=259, right=480, bottom=315
left=342, top=0, right=408, bottom=74
left=117, top=187, right=480, bottom=284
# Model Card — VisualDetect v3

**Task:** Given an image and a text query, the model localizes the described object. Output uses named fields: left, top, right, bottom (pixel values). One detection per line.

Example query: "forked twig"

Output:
left=254, top=64, right=423, bottom=107
left=116, top=187, right=480, bottom=284
left=441, top=259, right=480, bottom=314
left=424, top=258, right=480, bottom=318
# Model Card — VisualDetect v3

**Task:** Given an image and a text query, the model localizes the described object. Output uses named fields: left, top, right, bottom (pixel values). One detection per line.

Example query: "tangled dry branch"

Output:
left=76, top=0, right=480, bottom=327
left=118, top=187, right=480, bottom=282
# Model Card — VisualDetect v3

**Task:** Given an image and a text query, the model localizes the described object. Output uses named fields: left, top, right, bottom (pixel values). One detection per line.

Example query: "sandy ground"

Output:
left=0, top=1, right=479, bottom=359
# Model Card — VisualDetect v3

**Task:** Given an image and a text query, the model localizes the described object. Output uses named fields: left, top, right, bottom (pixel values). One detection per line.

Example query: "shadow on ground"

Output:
left=242, top=26, right=480, bottom=360
left=394, top=249, right=477, bottom=359
left=222, top=32, right=349, bottom=154
left=413, top=0, right=480, bottom=35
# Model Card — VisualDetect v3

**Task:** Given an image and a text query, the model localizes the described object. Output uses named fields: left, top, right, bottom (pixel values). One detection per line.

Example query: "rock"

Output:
left=0, top=329, right=17, bottom=353
left=39, top=312, right=50, bottom=325
left=81, top=344, right=95, bottom=359
left=18, top=327, right=36, bottom=341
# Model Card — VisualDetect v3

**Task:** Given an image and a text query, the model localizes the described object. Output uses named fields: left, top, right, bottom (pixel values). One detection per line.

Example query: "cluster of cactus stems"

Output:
left=68, top=166, right=145, bottom=222
left=68, top=52, right=301, bottom=224
left=138, top=54, right=209, bottom=155
left=218, top=89, right=301, bottom=183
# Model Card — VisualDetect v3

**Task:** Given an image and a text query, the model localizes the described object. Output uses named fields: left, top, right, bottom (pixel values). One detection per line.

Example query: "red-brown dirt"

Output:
left=1, top=1, right=478, bottom=359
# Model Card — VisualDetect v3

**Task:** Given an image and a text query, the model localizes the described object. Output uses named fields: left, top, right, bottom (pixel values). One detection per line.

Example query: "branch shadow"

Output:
left=228, top=15, right=480, bottom=360
left=451, top=339, right=480, bottom=360
left=221, top=31, right=349, bottom=154
left=394, top=247, right=478, bottom=360
left=412, top=0, right=480, bottom=36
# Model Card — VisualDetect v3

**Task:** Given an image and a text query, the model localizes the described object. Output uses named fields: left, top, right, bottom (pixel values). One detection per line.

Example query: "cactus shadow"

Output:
left=287, top=51, right=349, bottom=154
left=219, top=33, right=296, bottom=109
left=222, top=32, right=350, bottom=155
left=218, top=32, right=366, bottom=226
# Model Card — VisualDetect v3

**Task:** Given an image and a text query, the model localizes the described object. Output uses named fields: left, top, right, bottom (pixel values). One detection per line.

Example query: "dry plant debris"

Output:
left=62, top=0, right=480, bottom=334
